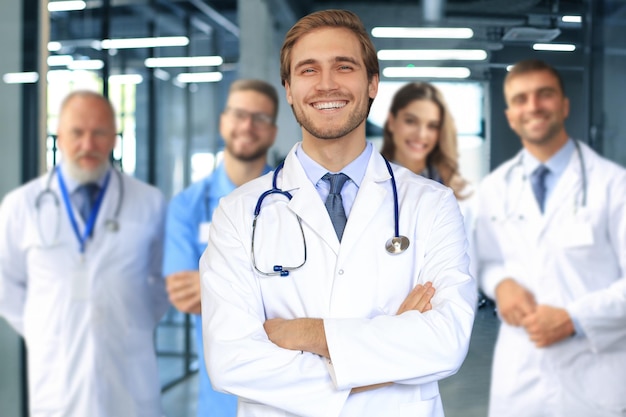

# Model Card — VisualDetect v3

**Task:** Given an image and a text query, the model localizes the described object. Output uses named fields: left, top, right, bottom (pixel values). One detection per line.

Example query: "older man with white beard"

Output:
left=0, top=90, right=169, bottom=417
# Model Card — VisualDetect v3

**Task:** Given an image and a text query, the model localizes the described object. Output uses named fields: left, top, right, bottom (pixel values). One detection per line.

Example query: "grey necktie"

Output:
left=77, top=183, right=100, bottom=221
left=530, top=165, right=550, bottom=213
left=322, top=173, right=350, bottom=241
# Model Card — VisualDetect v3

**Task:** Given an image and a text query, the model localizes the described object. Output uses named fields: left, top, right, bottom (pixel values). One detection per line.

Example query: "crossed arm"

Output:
left=263, top=282, right=436, bottom=393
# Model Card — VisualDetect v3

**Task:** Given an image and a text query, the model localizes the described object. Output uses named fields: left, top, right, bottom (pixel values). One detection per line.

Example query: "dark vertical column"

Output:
left=584, top=0, right=604, bottom=153
left=147, top=10, right=157, bottom=185
left=101, top=0, right=111, bottom=98
left=21, top=0, right=40, bottom=184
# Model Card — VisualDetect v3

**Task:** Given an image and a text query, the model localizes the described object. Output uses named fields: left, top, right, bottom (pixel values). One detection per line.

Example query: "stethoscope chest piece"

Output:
left=385, top=235, right=410, bottom=254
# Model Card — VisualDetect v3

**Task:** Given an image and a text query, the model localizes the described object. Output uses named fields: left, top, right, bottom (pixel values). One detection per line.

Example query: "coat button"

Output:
left=338, top=269, right=344, bottom=275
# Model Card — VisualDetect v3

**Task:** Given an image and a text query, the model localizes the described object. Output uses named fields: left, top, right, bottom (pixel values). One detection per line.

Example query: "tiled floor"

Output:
left=160, top=303, right=499, bottom=417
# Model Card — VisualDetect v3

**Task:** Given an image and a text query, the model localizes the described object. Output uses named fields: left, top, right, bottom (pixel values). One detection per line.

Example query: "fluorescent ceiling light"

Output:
left=48, top=42, right=62, bottom=52
left=3, top=72, right=40, bottom=84
left=68, top=59, right=104, bottom=70
left=382, top=66, right=471, bottom=79
left=101, top=36, right=189, bottom=50
left=378, top=49, right=487, bottom=61
left=47, top=55, right=74, bottom=66
left=372, top=27, right=473, bottom=39
left=48, top=1, right=86, bottom=12
left=562, top=15, right=582, bottom=23
left=109, top=74, right=143, bottom=84
left=176, top=72, right=223, bottom=83
left=145, top=56, right=223, bottom=68
left=532, top=43, right=576, bottom=52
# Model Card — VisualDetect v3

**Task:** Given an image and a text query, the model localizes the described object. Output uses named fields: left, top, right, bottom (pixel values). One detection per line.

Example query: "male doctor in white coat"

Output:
left=475, top=59, right=626, bottom=417
left=0, top=90, right=169, bottom=417
left=200, top=9, right=476, bottom=417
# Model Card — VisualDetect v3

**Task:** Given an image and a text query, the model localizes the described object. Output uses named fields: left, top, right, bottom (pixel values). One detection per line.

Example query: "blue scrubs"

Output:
left=163, top=163, right=270, bottom=417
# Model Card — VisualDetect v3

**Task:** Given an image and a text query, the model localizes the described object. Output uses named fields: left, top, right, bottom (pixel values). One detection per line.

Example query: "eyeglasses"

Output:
left=224, top=107, right=274, bottom=129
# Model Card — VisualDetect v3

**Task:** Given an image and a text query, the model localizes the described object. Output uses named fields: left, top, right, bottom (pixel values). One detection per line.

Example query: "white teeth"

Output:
left=313, top=101, right=346, bottom=110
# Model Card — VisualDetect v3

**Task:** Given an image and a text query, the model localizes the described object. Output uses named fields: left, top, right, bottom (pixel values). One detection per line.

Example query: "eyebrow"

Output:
left=510, top=85, right=557, bottom=102
left=293, top=56, right=361, bottom=71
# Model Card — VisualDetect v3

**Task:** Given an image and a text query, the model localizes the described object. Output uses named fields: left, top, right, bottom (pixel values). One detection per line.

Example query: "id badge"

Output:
left=198, top=222, right=211, bottom=244
left=71, top=258, right=90, bottom=300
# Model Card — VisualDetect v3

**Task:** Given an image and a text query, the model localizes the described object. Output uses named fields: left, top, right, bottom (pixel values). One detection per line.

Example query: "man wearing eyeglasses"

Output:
left=163, top=79, right=278, bottom=417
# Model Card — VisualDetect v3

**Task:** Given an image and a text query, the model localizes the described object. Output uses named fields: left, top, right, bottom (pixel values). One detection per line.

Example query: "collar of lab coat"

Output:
left=278, top=143, right=392, bottom=254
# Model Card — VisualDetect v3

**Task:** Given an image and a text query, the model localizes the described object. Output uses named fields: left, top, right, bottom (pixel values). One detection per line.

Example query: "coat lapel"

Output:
left=538, top=141, right=589, bottom=238
left=279, top=147, right=342, bottom=253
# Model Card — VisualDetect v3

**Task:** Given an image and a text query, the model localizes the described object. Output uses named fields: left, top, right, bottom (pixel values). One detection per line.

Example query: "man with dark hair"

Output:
left=200, top=10, right=476, bottom=417
left=475, top=59, right=626, bottom=417
left=163, top=79, right=279, bottom=417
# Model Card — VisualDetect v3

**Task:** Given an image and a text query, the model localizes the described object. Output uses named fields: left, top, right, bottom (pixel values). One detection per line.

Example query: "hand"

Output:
left=264, top=318, right=329, bottom=358
left=521, top=305, right=575, bottom=347
left=165, top=271, right=202, bottom=314
left=495, top=278, right=537, bottom=326
left=396, top=282, right=435, bottom=315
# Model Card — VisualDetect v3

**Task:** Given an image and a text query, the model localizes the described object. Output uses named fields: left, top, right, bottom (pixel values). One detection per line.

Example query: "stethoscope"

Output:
left=35, top=166, right=124, bottom=248
left=251, top=157, right=410, bottom=277
left=500, top=139, right=587, bottom=222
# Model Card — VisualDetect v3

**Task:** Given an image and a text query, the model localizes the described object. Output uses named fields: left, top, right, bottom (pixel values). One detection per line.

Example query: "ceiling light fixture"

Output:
left=109, top=74, right=143, bottom=84
left=561, top=15, right=582, bottom=23
left=3, top=72, right=40, bottom=84
left=47, top=55, right=74, bottom=66
left=176, top=72, right=223, bottom=83
left=68, top=59, right=104, bottom=70
left=101, top=36, right=189, bottom=50
left=382, top=66, right=471, bottom=79
left=532, top=43, right=576, bottom=52
left=372, top=27, right=473, bottom=39
left=378, top=49, right=487, bottom=61
left=48, top=1, right=86, bottom=12
left=145, top=56, right=223, bottom=68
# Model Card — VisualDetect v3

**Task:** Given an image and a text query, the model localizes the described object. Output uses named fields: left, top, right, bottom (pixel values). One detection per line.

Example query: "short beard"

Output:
left=65, top=158, right=111, bottom=184
left=290, top=103, right=368, bottom=140
left=226, top=142, right=272, bottom=163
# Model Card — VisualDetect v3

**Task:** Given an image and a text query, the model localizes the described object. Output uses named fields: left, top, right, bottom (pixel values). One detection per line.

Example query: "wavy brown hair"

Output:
left=380, top=82, right=469, bottom=199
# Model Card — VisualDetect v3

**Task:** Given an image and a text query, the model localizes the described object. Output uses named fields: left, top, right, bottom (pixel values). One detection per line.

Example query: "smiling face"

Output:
left=387, top=99, right=441, bottom=172
left=283, top=26, right=378, bottom=142
left=220, top=89, right=277, bottom=162
left=56, top=93, right=117, bottom=183
left=504, top=69, right=570, bottom=148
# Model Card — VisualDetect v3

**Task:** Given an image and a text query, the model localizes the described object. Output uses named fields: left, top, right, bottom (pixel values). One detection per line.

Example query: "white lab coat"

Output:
left=0, top=168, right=169, bottom=417
left=475, top=141, right=626, bottom=417
left=200, top=144, right=476, bottom=417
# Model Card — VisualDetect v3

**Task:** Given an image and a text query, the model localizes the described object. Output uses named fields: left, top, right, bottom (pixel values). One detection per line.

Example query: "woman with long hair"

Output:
left=381, top=82, right=470, bottom=199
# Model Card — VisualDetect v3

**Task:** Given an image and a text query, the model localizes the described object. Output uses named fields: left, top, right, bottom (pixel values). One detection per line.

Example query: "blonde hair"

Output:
left=380, top=82, right=469, bottom=199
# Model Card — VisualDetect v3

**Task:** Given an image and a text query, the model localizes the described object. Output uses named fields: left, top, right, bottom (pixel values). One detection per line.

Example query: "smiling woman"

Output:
left=381, top=82, right=470, bottom=200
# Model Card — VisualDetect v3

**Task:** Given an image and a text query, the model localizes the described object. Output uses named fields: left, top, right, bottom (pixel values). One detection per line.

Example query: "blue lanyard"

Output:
left=56, top=167, right=111, bottom=253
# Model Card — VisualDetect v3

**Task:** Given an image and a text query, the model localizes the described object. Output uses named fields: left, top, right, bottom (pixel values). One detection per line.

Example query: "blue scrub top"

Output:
left=163, top=163, right=271, bottom=417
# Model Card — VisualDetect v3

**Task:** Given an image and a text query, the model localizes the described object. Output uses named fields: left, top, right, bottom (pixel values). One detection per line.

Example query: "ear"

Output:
left=284, top=81, right=293, bottom=105
left=368, top=74, right=379, bottom=100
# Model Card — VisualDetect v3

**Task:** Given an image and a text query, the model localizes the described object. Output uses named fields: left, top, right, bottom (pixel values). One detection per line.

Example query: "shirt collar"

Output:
left=296, top=141, right=373, bottom=188
left=522, top=138, right=575, bottom=176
